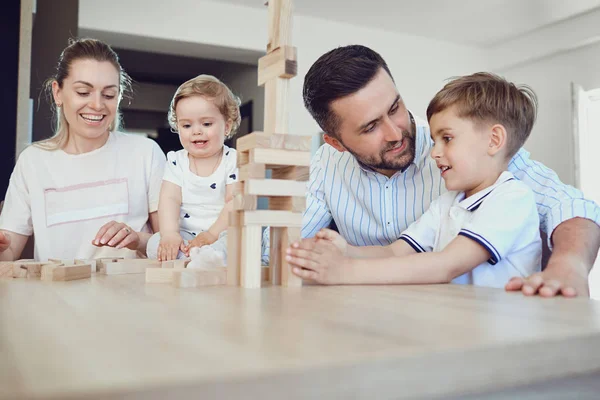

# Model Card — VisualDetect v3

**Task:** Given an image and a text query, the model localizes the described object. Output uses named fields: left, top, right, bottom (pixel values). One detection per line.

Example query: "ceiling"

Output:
left=218, top=0, right=600, bottom=46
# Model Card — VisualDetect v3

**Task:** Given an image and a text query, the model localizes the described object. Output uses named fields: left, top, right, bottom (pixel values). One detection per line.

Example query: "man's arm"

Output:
left=507, top=149, right=600, bottom=297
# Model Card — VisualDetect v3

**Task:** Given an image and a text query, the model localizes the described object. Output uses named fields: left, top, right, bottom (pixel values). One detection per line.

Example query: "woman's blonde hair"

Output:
left=168, top=75, right=241, bottom=139
left=36, top=38, right=132, bottom=150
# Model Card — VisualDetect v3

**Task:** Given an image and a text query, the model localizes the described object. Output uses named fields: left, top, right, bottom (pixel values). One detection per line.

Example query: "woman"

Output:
left=0, top=38, right=165, bottom=261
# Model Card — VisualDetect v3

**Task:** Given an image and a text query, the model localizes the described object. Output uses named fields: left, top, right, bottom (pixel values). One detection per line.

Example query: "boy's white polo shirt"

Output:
left=399, top=171, right=542, bottom=288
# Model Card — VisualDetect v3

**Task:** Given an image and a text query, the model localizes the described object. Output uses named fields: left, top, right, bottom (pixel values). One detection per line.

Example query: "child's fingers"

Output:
left=505, top=276, right=524, bottom=291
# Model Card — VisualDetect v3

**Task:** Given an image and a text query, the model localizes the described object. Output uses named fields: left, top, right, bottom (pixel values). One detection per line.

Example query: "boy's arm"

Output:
left=346, top=238, right=416, bottom=258
left=289, top=235, right=488, bottom=285
left=187, top=185, right=234, bottom=249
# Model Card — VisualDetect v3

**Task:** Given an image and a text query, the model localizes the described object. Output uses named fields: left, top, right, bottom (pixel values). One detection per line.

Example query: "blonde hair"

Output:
left=426, top=72, right=537, bottom=158
left=168, top=75, right=241, bottom=139
left=36, top=38, right=132, bottom=150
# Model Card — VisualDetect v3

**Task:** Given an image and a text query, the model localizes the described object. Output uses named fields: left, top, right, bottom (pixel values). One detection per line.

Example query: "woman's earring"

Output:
left=56, top=102, right=62, bottom=108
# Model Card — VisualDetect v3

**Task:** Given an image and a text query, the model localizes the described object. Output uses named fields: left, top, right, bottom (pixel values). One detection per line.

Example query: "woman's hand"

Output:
left=92, top=221, right=140, bottom=251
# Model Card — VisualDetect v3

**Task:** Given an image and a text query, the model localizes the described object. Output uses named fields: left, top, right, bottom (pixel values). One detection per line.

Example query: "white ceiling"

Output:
left=218, top=0, right=600, bottom=46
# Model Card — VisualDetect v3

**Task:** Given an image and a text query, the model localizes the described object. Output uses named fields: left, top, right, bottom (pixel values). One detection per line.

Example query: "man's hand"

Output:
left=506, top=254, right=589, bottom=297
left=315, top=228, right=348, bottom=255
left=286, top=238, right=350, bottom=284
left=183, top=231, right=218, bottom=256
left=0, top=231, right=11, bottom=253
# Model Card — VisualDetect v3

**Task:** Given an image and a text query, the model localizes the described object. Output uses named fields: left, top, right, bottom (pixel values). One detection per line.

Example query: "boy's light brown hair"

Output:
left=426, top=72, right=538, bottom=158
left=168, top=74, right=241, bottom=139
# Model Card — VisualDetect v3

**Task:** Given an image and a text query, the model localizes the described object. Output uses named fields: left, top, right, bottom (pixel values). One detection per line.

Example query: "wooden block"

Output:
left=96, top=258, right=124, bottom=274
left=41, top=264, right=91, bottom=281
left=48, top=258, right=70, bottom=264
left=237, top=148, right=310, bottom=168
left=240, top=225, right=263, bottom=288
left=262, top=265, right=270, bottom=283
left=172, top=268, right=227, bottom=288
left=280, top=227, right=302, bottom=287
left=240, top=210, right=303, bottom=227
left=267, top=0, right=292, bottom=53
left=0, top=262, right=14, bottom=278
left=146, top=268, right=175, bottom=284
left=227, top=225, right=241, bottom=286
left=100, top=260, right=161, bottom=275
left=271, top=165, right=309, bottom=181
left=75, top=259, right=97, bottom=273
left=264, top=78, right=290, bottom=134
left=236, top=132, right=311, bottom=153
left=233, top=194, right=258, bottom=211
left=243, top=179, right=306, bottom=197
left=239, top=163, right=266, bottom=182
left=269, top=196, right=306, bottom=212
left=161, top=260, right=189, bottom=269
left=258, top=46, right=297, bottom=86
left=12, top=261, right=46, bottom=279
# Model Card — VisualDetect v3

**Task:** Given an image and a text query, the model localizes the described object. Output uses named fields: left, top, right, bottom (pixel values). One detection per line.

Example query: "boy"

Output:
left=286, top=72, right=542, bottom=287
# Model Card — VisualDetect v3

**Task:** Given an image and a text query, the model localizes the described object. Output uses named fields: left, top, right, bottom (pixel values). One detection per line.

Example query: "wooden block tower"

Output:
left=228, top=0, right=311, bottom=288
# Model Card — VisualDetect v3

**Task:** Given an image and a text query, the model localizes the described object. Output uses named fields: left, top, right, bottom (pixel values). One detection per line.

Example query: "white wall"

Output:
left=496, top=41, right=600, bottom=186
left=79, top=0, right=487, bottom=146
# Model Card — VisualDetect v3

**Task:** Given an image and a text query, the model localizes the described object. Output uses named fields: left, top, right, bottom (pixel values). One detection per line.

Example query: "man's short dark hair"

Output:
left=302, top=45, right=393, bottom=137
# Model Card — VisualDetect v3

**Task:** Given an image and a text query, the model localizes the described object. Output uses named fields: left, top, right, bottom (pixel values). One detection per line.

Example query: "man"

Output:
left=268, top=44, right=600, bottom=297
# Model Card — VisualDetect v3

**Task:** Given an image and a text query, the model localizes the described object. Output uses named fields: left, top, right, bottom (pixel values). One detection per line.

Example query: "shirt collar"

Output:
left=455, top=171, right=516, bottom=212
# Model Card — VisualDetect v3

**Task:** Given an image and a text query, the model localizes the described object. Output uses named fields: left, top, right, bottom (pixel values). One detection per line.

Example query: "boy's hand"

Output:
left=183, top=232, right=217, bottom=256
left=0, top=231, right=11, bottom=253
left=286, top=238, right=349, bottom=284
left=315, top=228, right=348, bottom=255
left=158, top=232, right=184, bottom=261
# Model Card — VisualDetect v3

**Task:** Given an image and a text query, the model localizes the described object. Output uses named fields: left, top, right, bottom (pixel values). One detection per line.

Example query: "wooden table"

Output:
left=2, top=275, right=600, bottom=400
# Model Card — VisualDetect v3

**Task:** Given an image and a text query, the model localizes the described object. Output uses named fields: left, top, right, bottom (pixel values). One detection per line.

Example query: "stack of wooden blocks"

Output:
left=228, top=0, right=311, bottom=289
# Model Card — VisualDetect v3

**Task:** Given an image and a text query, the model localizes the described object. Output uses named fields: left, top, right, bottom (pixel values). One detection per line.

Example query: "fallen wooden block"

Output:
left=0, top=262, right=14, bottom=278
left=172, top=268, right=227, bottom=288
left=96, top=258, right=124, bottom=274
left=145, top=267, right=175, bottom=284
left=75, top=259, right=97, bottom=273
left=99, top=259, right=161, bottom=275
left=41, top=264, right=91, bottom=281
left=13, top=261, right=48, bottom=279
left=161, top=260, right=189, bottom=269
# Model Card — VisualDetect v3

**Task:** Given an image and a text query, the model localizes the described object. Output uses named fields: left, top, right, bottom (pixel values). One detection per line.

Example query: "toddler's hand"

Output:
left=158, top=232, right=183, bottom=261
left=183, top=231, right=218, bottom=256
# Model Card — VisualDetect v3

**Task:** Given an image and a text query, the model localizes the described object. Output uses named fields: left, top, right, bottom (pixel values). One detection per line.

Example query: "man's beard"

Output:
left=345, top=132, right=416, bottom=172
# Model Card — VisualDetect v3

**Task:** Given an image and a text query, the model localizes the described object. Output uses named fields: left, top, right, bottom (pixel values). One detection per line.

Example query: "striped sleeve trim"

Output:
left=398, top=234, right=426, bottom=253
left=458, top=229, right=500, bottom=265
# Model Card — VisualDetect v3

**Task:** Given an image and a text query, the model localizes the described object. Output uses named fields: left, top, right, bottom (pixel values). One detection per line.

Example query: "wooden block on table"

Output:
left=161, top=260, right=189, bottom=269
left=238, top=148, right=310, bottom=169
left=258, top=46, right=297, bottom=86
left=266, top=0, right=293, bottom=53
left=75, top=259, right=97, bottom=273
left=279, top=227, right=302, bottom=287
left=172, top=268, right=227, bottom=288
left=100, top=260, right=161, bottom=275
left=236, top=132, right=311, bottom=153
left=0, top=262, right=14, bottom=278
left=12, top=261, right=47, bottom=279
left=240, top=225, right=263, bottom=288
left=146, top=267, right=175, bottom=284
left=96, top=258, right=124, bottom=274
left=41, top=264, right=91, bottom=281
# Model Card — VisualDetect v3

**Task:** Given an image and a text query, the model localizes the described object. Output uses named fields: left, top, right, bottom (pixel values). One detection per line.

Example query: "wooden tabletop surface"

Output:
left=2, top=275, right=600, bottom=399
